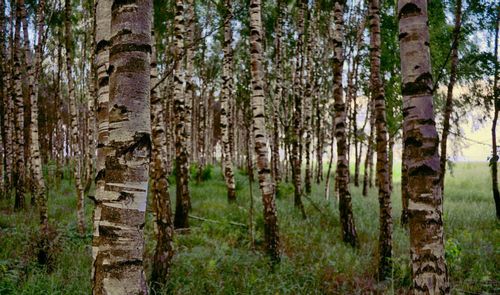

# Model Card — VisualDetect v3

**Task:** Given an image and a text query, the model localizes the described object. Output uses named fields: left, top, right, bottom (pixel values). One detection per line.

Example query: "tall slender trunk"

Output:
left=351, top=55, right=362, bottom=187
left=19, top=0, right=31, bottom=200
left=196, top=53, right=205, bottom=177
left=333, top=0, right=357, bottom=247
left=303, top=13, right=314, bottom=195
left=55, top=28, right=64, bottom=180
left=65, top=0, right=85, bottom=236
left=440, top=0, right=462, bottom=195
left=221, top=0, right=236, bottom=202
left=150, top=22, right=175, bottom=289
left=173, top=0, right=191, bottom=229
left=401, top=131, right=409, bottom=226
left=185, top=0, right=194, bottom=164
left=92, top=0, right=152, bottom=293
left=5, top=0, right=15, bottom=196
left=13, top=0, right=25, bottom=210
left=291, top=0, right=306, bottom=218
left=29, top=0, right=49, bottom=264
left=271, top=0, right=283, bottom=185
left=369, top=0, right=393, bottom=280
left=85, top=8, right=97, bottom=194
left=91, top=0, right=111, bottom=288
left=0, top=0, right=6, bottom=198
left=362, top=103, right=374, bottom=197
left=388, top=133, right=394, bottom=192
left=490, top=9, right=500, bottom=219
left=164, top=29, right=175, bottom=175
left=324, top=121, right=335, bottom=200
left=249, top=0, right=281, bottom=262
left=398, top=0, right=450, bottom=292
left=315, top=94, right=324, bottom=184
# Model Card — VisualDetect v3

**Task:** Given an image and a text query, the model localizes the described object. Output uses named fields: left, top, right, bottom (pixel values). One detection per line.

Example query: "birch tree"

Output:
left=249, top=0, right=281, bottom=262
left=398, top=0, right=450, bottom=292
left=91, top=0, right=152, bottom=293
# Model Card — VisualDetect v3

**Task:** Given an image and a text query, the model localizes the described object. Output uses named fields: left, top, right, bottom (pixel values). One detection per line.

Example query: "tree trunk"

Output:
left=173, top=0, right=191, bottom=229
left=490, top=9, right=500, bottom=219
left=150, top=22, right=175, bottom=290
left=350, top=53, right=362, bottom=188
left=29, top=0, right=49, bottom=264
left=91, top=0, right=111, bottom=288
left=164, top=30, right=175, bottom=176
left=55, top=27, right=64, bottom=181
left=440, top=0, right=462, bottom=196
left=92, top=0, right=152, bottom=293
left=13, top=0, right=25, bottom=210
left=401, top=132, right=409, bottom=226
left=369, top=0, right=393, bottom=280
left=0, top=0, right=6, bottom=198
left=85, top=11, right=97, bottom=194
left=249, top=0, right=281, bottom=262
left=388, top=133, right=394, bottom=193
left=291, top=0, right=306, bottom=219
left=20, top=0, right=32, bottom=202
left=315, top=95, right=324, bottom=184
left=333, top=0, right=357, bottom=247
left=185, top=0, right=194, bottom=164
left=398, top=0, right=450, bottom=292
left=221, top=0, right=237, bottom=202
left=362, top=101, right=374, bottom=197
left=303, top=14, right=314, bottom=195
left=271, top=0, right=283, bottom=185
left=324, top=123, right=335, bottom=200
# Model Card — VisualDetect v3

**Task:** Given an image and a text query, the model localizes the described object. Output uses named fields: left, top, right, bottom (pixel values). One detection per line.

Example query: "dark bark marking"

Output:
left=110, top=43, right=151, bottom=56
left=409, top=164, right=437, bottom=177
left=116, top=132, right=152, bottom=158
left=402, top=72, right=433, bottom=96
left=96, top=39, right=110, bottom=53
left=111, top=0, right=136, bottom=12
left=399, top=3, right=422, bottom=18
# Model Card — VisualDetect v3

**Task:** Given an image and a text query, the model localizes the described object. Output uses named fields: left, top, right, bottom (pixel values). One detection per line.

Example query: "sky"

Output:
left=454, top=112, right=494, bottom=162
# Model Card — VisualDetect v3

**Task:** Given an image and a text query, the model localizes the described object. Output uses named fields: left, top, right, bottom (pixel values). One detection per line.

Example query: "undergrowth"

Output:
left=0, top=163, right=499, bottom=294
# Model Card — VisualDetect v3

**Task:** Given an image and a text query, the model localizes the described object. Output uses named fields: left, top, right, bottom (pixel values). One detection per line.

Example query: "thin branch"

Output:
left=189, top=215, right=248, bottom=228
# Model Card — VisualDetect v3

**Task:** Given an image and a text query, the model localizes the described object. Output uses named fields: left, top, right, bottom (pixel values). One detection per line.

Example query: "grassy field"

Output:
left=0, top=162, right=499, bottom=294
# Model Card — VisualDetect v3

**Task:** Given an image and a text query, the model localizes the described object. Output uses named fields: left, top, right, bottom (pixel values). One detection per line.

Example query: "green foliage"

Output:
left=445, top=238, right=462, bottom=264
left=276, top=182, right=294, bottom=199
left=192, top=164, right=214, bottom=182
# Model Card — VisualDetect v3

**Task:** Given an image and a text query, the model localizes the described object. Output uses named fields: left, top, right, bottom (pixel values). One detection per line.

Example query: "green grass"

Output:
left=0, top=163, right=499, bottom=294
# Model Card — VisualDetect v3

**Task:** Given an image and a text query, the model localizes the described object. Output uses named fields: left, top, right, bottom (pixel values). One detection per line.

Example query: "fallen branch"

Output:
left=303, top=194, right=328, bottom=218
left=189, top=215, right=248, bottom=228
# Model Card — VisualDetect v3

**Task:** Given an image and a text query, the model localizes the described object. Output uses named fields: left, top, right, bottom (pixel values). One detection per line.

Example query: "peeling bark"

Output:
left=333, top=0, right=357, bottom=247
left=173, top=0, right=191, bottom=229
left=29, top=0, right=49, bottom=264
left=291, top=0, right=307, bottom=218
left=221, top=0, right=237, bottom=202
left=398, top=0, right=450, bottom=292
left=92, top=0, right=152, bottom=293
left=369, top=0, right=393, bottom=280
left=150, top=22, right=174, bottom=290
left=249, top=0, right=281, bottom=262
left=271, top=0, right=283, bottom=185
left=13, top=0, right=25, bottom=210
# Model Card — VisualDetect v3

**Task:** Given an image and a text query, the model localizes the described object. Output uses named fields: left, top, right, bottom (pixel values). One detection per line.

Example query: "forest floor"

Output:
left=0, top=162, right=499, bottom=294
